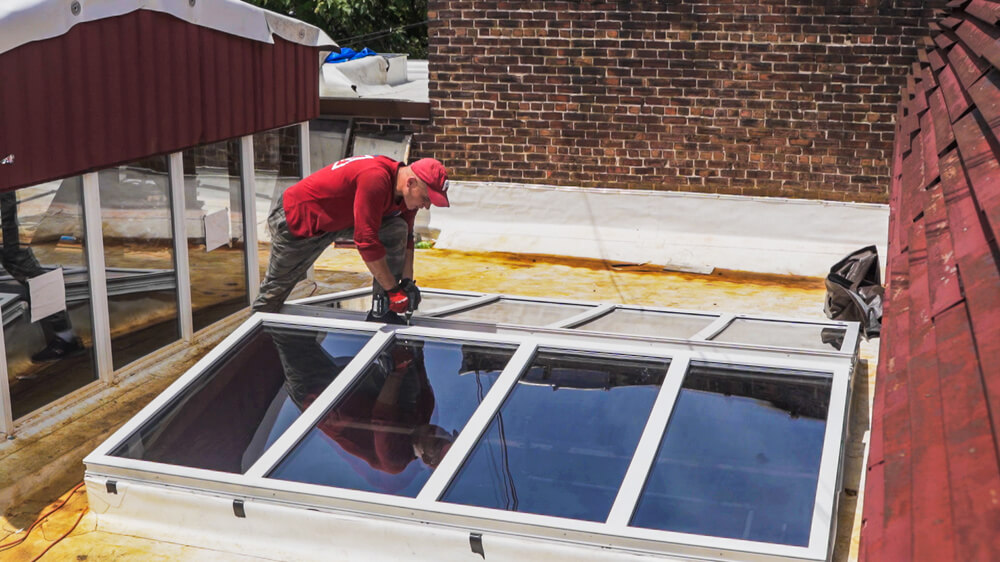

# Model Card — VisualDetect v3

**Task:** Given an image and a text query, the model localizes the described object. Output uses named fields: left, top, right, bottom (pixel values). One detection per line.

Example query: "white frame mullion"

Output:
left=550, top=303, right=614, bottom=328
left=416, top=341, right=538, bottom=502
left=82, top=171, right=113, bottom=381
left=0, top=330, right=12, bottom=435
left=244, top=329, right=396, bottom=478
left=691, top=312, right=734, bottom=341
left=808, top=362, right=852, bottom=552
left=168, top=153, right=194, bottom=341
left=298, top=121, right=310, bottom=179
left=426, top=294, right=499, bottom=317
left=606, top=353, right=690, bottom=526
left=240, top=135, right=260, bottom=304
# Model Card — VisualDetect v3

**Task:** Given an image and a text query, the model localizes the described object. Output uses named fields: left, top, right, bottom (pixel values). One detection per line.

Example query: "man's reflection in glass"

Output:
left=276, top=334, right=455, bottom=477
left=0, top=191, right=83, bottom=365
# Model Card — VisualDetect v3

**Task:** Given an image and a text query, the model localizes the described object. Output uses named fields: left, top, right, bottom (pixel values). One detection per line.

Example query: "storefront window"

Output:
left=182, top=141, right=249, bottom=331
left=98, top=157, right=180, bottom=370
left=2, top=177, right=97, bottom=419
left=253, top=126, right=302, bottom=276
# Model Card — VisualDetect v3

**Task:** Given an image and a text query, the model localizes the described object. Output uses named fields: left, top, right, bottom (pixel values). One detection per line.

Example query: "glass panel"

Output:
left=254, top=125, right=302, bottom=279
left=631, top=363, right=832, bottom=546
left=309, top=119, right=350, bottom=174
left=182, top=141, right=249, bottom=332
left=439, top=299, right=593, bottom=326
left=443, top=352, right=668, bottom=522
left=319, top=292, right=476, bottom=315
left=2, top=178, right=97, bottom=419
left=573, top=308, right=717, bottom=339
left=270, top=339, right=516, bottom=497
left=99, top=157, right=181, bottom=370
left=711, top=318, right=847, bottom=351
left=112, top=325, right=372, bottom=473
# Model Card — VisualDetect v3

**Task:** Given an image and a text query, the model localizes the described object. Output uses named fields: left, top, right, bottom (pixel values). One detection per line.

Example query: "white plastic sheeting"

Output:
left=0, top=0, right=335, bottom=56
left=428, top=181, right=890, bottom=277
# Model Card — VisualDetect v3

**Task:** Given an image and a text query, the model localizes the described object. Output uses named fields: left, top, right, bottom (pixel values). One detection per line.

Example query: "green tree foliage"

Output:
left=245, top=0, right=428, bottom=58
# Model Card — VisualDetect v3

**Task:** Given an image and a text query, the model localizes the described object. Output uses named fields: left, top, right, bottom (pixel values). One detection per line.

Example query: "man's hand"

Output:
left=399, top=278, right=421, bottom=311
left=386, top=286, right=410, bottom=314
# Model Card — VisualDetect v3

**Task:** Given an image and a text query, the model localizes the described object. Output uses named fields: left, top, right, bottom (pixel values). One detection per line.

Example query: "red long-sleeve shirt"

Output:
left=282, top=155, right=416, bottom=262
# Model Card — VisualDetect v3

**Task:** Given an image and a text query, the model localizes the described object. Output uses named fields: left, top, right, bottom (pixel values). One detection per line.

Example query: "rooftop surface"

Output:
left=0, top=246, right=877, bottom=560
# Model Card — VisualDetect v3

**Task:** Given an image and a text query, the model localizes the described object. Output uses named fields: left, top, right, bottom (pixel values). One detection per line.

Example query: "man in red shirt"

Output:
left=252, top=155, right=450, bottom=322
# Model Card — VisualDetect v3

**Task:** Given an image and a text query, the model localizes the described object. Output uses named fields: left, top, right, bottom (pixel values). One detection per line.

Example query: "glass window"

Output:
left=181, top=141, right=249, bottom=331
left=2, top=178, right=97, bottom=419
left=309, top=119, right=350, bottom=174
left=572, top=309, right=717, bottom=339
left=112, top=325, right=372, bottom=473
left=439, top=299, right=594, bottom=326
left=443, top=352, right=668, bottom=522
left=270, top=339, right=516, bottom=497
left=631, top=363, right=832, bottom=546
left=318, top=292, right=477, bottom=315
left=98, top=157, right=181, bottom=370
left=711, top=318, right=847, bottom=351
left=254, top=125, right=302, bottom=278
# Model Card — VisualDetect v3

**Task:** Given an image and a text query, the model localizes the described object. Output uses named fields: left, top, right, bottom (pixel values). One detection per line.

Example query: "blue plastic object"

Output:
left=324, top=47, right=378, bottom=64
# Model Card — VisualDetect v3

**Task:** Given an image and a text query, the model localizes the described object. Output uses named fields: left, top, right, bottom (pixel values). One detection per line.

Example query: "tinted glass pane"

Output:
left=270, top=340, right=515, bottom=497
left=309, top=119, right=350, bottom=174
left=320, top=292, right=476, bottom=314
left=443, top=353, right=668, bottom=522
left=99, top=157, right=181, bottom=369
left=182, top=141, right=249, bottom=332
left=573, top=309, right=717, bottom=339
left=711, top=318, right=846, bottom=351
left=112, top=325, right=372, bottom=473
left=254, top=125, right=301, bottom=278
left=631, top=363, right=832, bottom=546
left=2, top=178, right=98, bottom=419
left=440, top=299, right=593, bottom=326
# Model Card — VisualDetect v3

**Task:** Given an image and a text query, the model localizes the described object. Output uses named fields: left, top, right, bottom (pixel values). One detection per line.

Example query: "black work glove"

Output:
left=399, top=278, right=421, bottom=311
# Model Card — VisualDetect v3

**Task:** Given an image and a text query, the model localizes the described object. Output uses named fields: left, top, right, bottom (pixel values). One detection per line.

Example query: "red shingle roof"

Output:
left=862, top=3, right=1000, bottom=559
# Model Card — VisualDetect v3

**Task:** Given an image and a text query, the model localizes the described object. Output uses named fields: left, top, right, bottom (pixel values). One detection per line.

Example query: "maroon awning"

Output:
left=0, top=9, right=320, bottom=192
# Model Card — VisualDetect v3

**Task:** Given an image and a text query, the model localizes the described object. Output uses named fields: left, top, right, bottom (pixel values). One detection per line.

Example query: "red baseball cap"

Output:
left=410, top=158, right=450, bottom=207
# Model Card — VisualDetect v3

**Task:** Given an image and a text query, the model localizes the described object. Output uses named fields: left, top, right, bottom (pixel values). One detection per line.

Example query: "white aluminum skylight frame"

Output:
left=286, top=287, right=861, bottom=357
left=85, top=311, right=855, bottom=562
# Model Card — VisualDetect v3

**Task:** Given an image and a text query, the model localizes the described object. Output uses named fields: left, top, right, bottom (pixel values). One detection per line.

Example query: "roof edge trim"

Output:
left=0, top=0, right=336, bottom=56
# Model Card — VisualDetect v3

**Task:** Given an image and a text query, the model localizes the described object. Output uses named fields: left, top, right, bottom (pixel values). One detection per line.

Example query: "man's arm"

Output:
left=403, top=247, right=414, bottom=280
left=364, top=256, right=400, bottom=291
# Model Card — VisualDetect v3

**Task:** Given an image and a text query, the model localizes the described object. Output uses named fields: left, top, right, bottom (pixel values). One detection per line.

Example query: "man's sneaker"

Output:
left=364, top=310, right=406, bottom=325
left=30, top=337, right=85, bottom=363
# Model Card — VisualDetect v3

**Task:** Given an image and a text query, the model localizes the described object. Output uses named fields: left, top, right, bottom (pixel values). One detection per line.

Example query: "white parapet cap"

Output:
left=0, top=0, right=337, bottom=56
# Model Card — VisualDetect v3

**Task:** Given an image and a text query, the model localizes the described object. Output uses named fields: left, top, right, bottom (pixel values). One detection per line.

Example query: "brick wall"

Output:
left=416, top=1, right=946, bottom=203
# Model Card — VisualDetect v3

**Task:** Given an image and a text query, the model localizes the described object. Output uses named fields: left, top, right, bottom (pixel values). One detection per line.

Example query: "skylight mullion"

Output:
left=244, top=329, right=396, bottom=478
left=287, top=286, right=370, bottom=306
left=550, top=303, right=614, bottom=328
left=805, top=362, right=852, bottom=554
left=690, top=313, right=734, bottom=341
left=414, top=341, right=538, bottom=503
left=424, top=294, right=499, bottom=316
left=604, top=353, right=691, bottom=527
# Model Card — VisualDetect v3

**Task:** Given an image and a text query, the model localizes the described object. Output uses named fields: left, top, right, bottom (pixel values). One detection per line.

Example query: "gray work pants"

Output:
left=252, top=196, right=408, bottom=313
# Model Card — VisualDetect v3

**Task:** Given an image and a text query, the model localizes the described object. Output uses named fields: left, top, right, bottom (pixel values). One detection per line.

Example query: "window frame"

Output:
left=85, top=311, right=855, bottom=561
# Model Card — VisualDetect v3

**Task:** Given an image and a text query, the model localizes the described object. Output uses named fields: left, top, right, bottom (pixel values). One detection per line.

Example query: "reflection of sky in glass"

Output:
left=440, top=299, right=593, bottom=326
left=712, top=318, right=846, bottom=351
left=631, top=365, right=831, bottom=546
left=110, top=326, right=372, bottom=474
left=573, top=309, right=717, bottom=339
left=443, top=353, right=668, bottom=522
left=270, top=341, right=514, bottom=498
